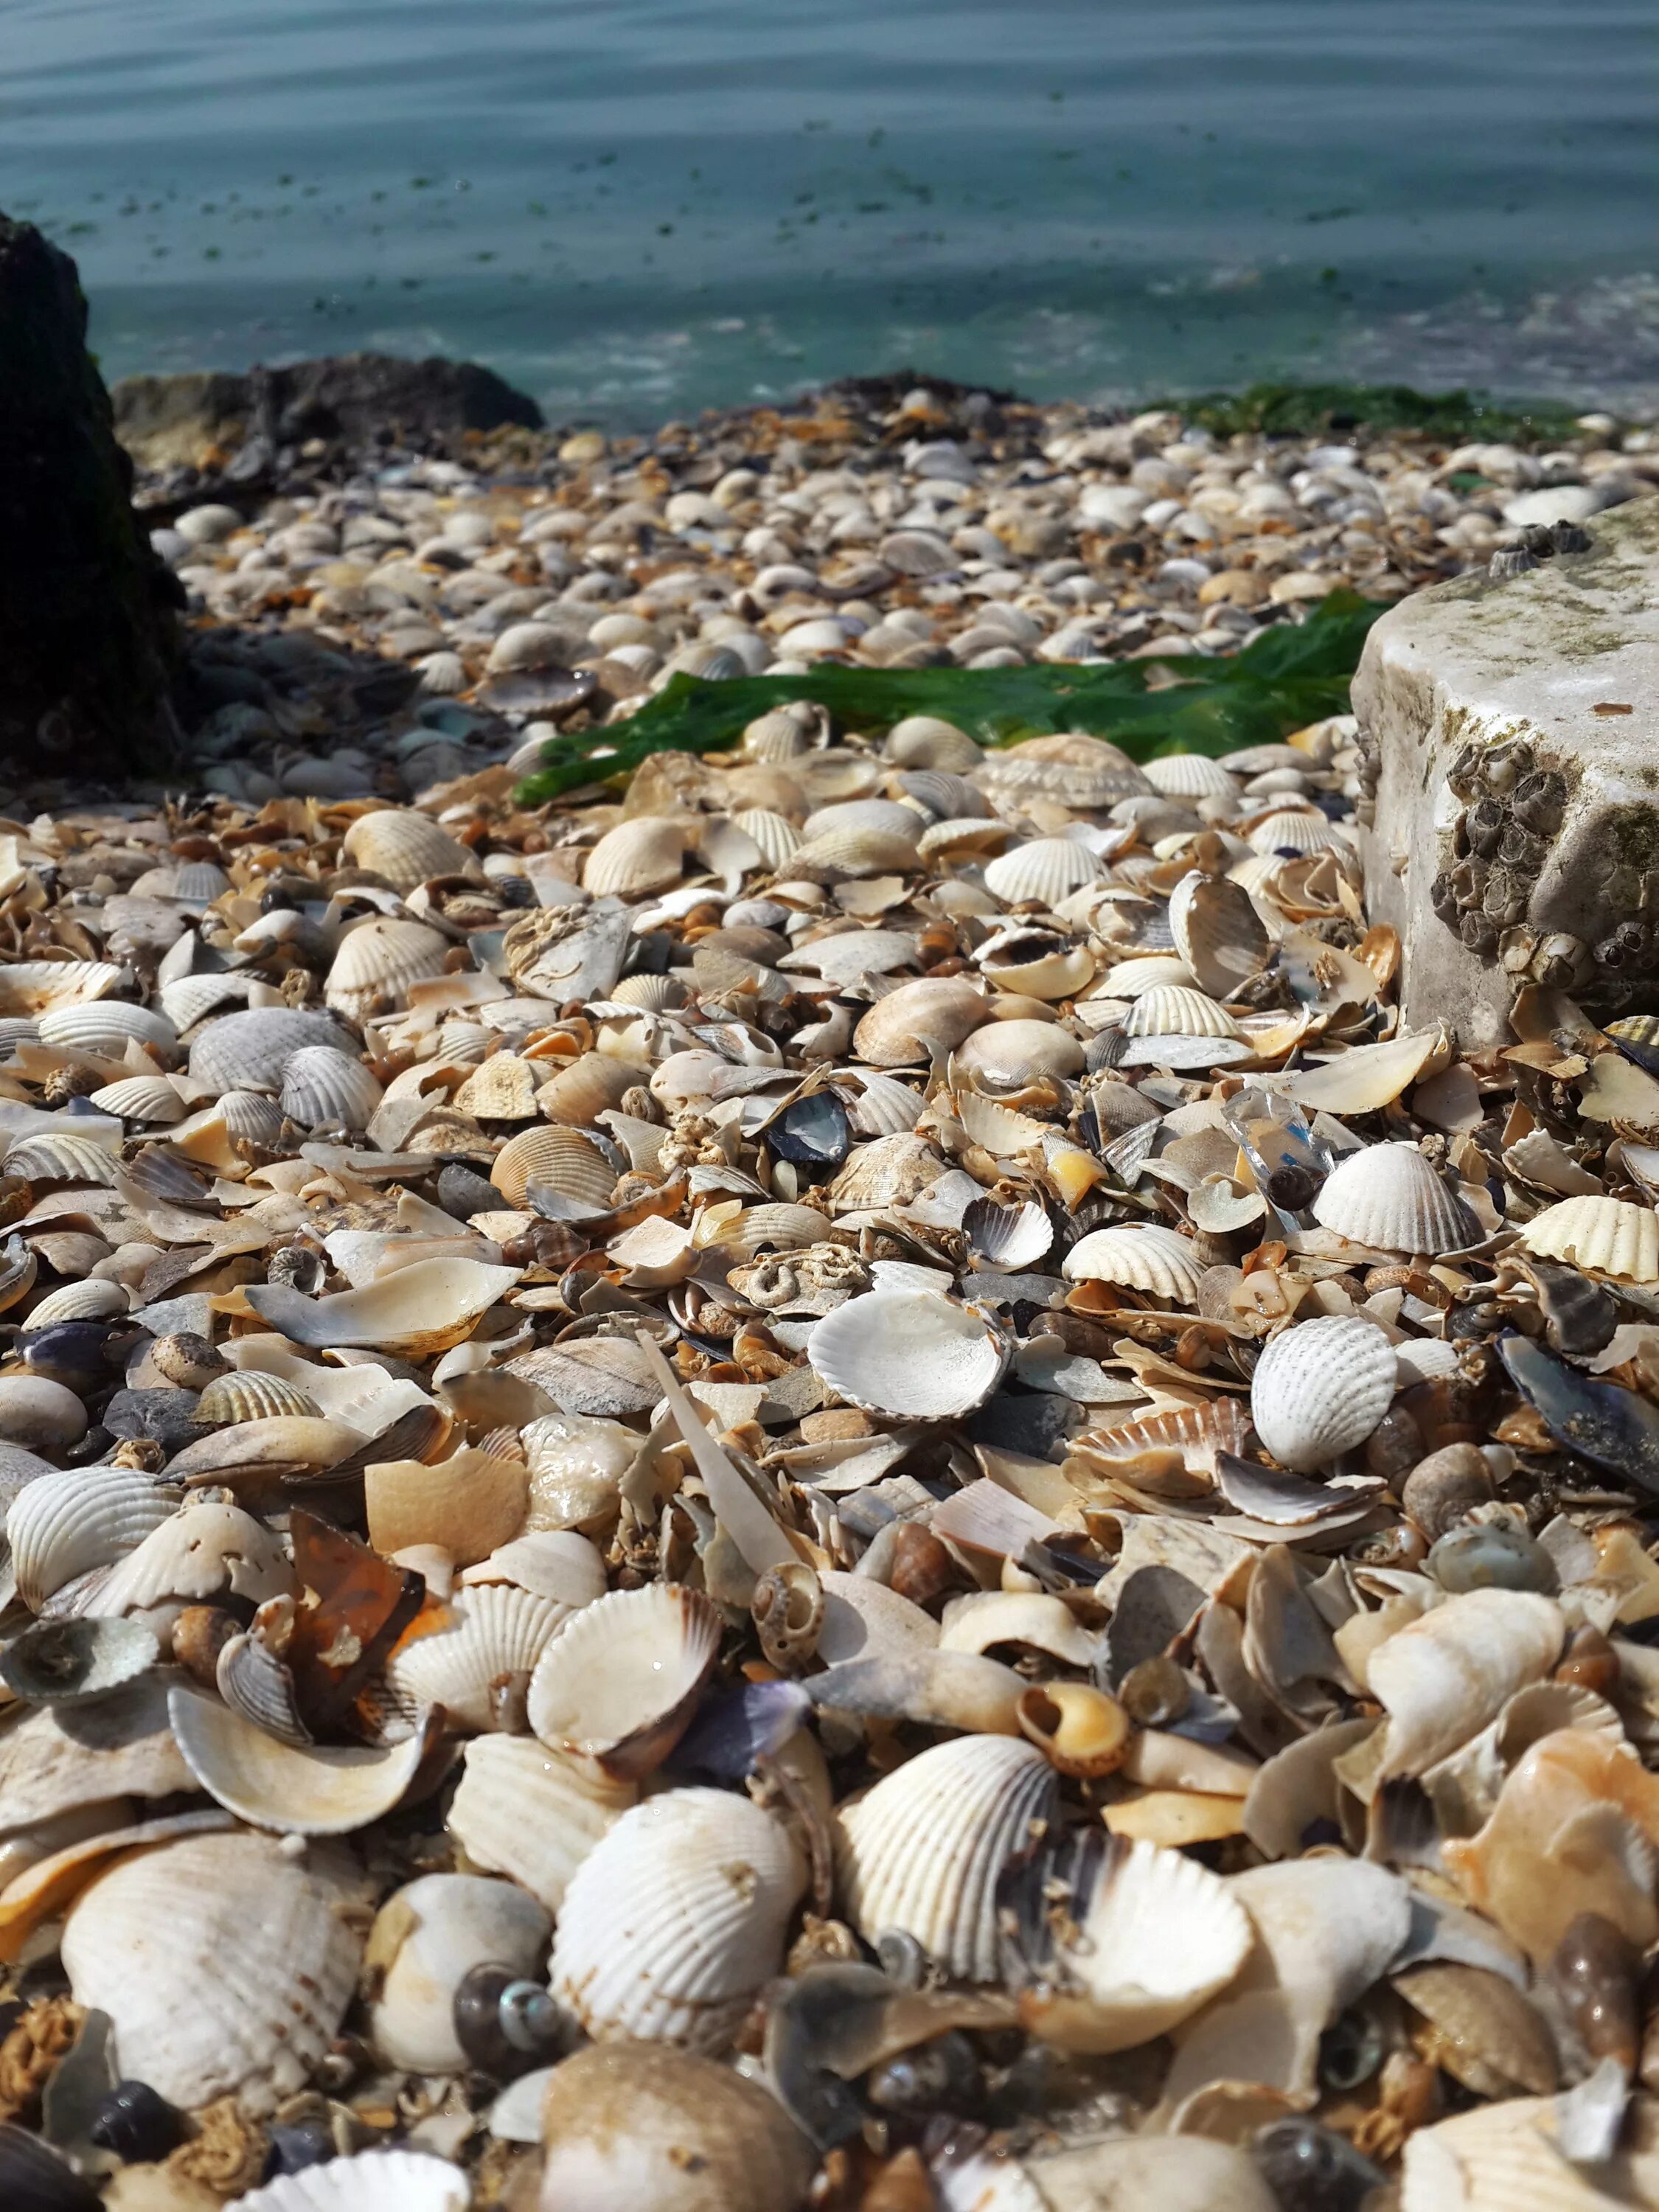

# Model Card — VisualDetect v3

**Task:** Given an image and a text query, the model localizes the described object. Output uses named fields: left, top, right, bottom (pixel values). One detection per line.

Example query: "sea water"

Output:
left=4, top=0, right=1656, bottom=425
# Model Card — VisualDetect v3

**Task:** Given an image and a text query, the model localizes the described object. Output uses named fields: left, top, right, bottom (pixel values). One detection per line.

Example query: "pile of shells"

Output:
left=7, top=387, right=1659, bottom=2212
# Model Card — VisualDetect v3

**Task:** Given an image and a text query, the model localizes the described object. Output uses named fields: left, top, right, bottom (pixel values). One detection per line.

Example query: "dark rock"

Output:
left=113, top=351, right=545, bottom=474
left=0, top=213, right=179, bottom=776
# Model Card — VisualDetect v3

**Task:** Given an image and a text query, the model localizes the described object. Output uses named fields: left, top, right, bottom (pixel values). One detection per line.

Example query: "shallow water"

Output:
left=4, top=0, right=1658, bottom=425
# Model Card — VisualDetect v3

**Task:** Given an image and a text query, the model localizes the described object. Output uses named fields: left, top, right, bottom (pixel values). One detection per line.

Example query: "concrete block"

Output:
left=1353, top=495, right=1659, bottom=1049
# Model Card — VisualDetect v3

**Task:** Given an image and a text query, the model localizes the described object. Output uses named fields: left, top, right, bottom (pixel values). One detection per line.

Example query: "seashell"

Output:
left=325, top=918, right=451, bottom=1022
left=1249, top=1315, right=1398, bottom=1471
left=246, top=1256, right=522, bottom=1358
left=1143, top=754, right=1239, bottom=799
left=220, top=1088, right=288, bottom=1150
left=609, top=969, right=689, bottom=1010
left=978, top=930, right=1096, bottom=1001
left=535, top=1051, right=650, bottom=1127
left=528, top=1582, right=720, bottom=1778
left=279, top=1047, right=383, bottom=1131
left=963, top=1194, right=1053, bottom=1270
left=977, top=732, right=1149, bottom=810
left=983, top=838, right=1108, bottom=907
left=0, top=961, right=125, bottom=1016
left=954, top=1018, right=1084, bottom=1086
left=386, top=1584, right=568, bottom=1731
left=807, top=1288, right=1010, bottom=1419
left=10, top=1468, right=181, bottom=1610
left=0, top=1615, right=159, bottom=1705
left=367, top=1871, right=550, bottom=2073
left=1168, top=870, right=1271, bottom=997
left=803, top=797, right=924, bottom=844
left=1246, top=808, right=1345, bottom=855
left=25, top=1278, right=128, bottom=1324
left=159, top=970, right=251, bottom=1031
left=167, top=1681, right=431, bottom=1834
left=1310, top=1141, right=1473, bottom=1255
left=0, top=2123, right=102, bottom=2210
left=162, top=1414, right=363, bottom=1488
left=1396, top=2093, right=1659, bottom=2212
left=893, top=768, right=991, bottom=820
left=459, top=1530, right=608, bottom=1608
left=1121, top=984, right=1242, bottom=1040
left=1015, top=1683, right=1131, bottom=1778
left=1392, top=1963, right=1558, bottom=2099
left=38, top=1001, right=177, bottom=1057
left=86, top=1500, right=293, bottom=1618
left=216, top=1619, right=308, bottom=1745
left=885, top=715, right=981, bottom=771
left=537, top=2042, right=813, bottom=2212
left=189, top=1007, right=358, bottom=1093
left=1062, top=1222, right=1206, bottom=1302
left=5, top=1132, right=120, bottom=1186
left=88, top=1075, right=185, bottom=1124
left=341, top=809, right=479, bottom=891
left=551, top=1786, right=804, bottom=2050
left=0, top=1374, right=89, bottom=1450
left=491, top=1124, right=617, bottom=1210
left=584, top=817, right=689, bottom=898
left=449, top=1734, right=634, bottom=1911
left=836, top=1735, right=1059, bottom=1981
left=228, top=2150, right=470, bottom=2212
left=1015, top=1834, right=1253, bottom=2053
left=60, top=1827, right=367, bottom=2112
left=752, top=1561, right=824, bottom=1672
left=1517, top=1195, right=1659, bottom=1284
left=196, top=1369, right=322, bottom=1423
left=1096, top=953, right=1195, bottom=997
left=364, top=1447, right=526, bottom=1564
left=1370, top=1588, right=1565, bottom=1778
left=788, top=826, right=922, bottom=882
left=853, top=978, right=990, bottom=1067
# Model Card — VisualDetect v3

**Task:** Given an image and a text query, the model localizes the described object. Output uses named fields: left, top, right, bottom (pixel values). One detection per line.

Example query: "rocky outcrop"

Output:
left=0, top=214, right=179, bottom=776
left=112, top=352, right=545, bottom=474
left=1354, top=495, right=1659, bottom=1048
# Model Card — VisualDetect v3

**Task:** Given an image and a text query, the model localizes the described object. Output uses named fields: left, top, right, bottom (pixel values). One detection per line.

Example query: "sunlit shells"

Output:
left=1250, top=1314, right=1398, bottom=1471
left=9, top=1467, right=181, bottom=1610
left=528, top=1582, right=720, bottom=1778
left=852, top=978, right=989, bottom=1067
left=4, top=1131, right=119, bottom=1186
left=88, top=1075, right=184, bottom=1124
left=1062, top=1222, right=1206, bottom=1302
left=38, top=1001, right=176, bottom=1057
left=535, top=1051, right=647, bottom=1127
left=584, top=816, right=689, bottom=898
left=366, top=1449, right=527, bottom=1566
left=1517, top=1195, right=1659, bottom=1284
left=955, top=1018, right=1084, bottom=1086
left=549, top=1787, right=805, bottom=2050
left=245, top=1256, right=523, bottom=1357
left=807, top=1288, right=1009, bottom=1419
left=1169, top=870, right=1271, bottom=996
left=324, top=917, right=450, bottom=1023
left=59, top=1827, right=366, bottom=2112
left=0, top=1615, right=159, bottom=1705
left=279, top=1047, right=383, bottom=1131
left=24, top=1278, right=128, bottom=1324
left=368, top=1871, right=551, bottom=2073
left=341, top=809, right=479, bottom=891
left=386, top=1585, right=568, bottom=1731
left=1122, top=984, right=1243, bottom=1040
left=491, top=1124, right=618, bottom=1209
left=1310, top=1141, right=1472, bottom=1255
left=983, top=838, right=1108, bottom=907
left=1246, top=808, right=1345, bottom=855
left=0, top=960, right=125, bottom=1015
left=1143, top=753, right=1239, bottom=799
left=190, top=1006, right=358, bottom=1093
left=1369, top=1589, right=1565, bottom=1778
left=836, top=1734, right=1059, bottom=1982
left=196, top=1370, right=322, bottom=1423
left=167, top=1682, right=430, bottom=1834
left=448, top=1734, right=635, bottom=1911
left=229, top=2150, right=470, bottom=2212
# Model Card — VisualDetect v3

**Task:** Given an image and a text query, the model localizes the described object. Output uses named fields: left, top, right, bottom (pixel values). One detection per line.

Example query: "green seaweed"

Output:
left=516, top=591, right=1385, bottom=804
left=1170, top=382, right=1585, bottom=445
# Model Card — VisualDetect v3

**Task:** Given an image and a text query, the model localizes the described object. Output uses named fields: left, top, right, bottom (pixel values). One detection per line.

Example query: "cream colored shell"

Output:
left=1062, top=1222, right=1206, bottom=1302
left=1310, top=1141, right=1472, bottom=1256
left=448, top=1734, right=635, bottom=1911
left=1517, top=1194, right=1659, bottom=1283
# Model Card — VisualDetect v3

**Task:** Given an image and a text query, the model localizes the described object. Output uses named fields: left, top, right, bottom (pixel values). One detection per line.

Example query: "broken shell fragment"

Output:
left=229, top=2151, right=470, bottom=2212
left=1517, top=1195, right=1659, bottom=1283
left=167, top=1682, right=431, bottom=1834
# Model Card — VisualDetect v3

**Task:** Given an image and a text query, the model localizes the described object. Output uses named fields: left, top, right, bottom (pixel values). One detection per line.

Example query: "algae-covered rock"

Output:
left=0, top=212, right=179, bottom=776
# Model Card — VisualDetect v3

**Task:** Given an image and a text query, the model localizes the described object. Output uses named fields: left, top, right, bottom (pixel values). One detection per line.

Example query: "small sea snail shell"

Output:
left=751, top=1561, right=824, bottom=1673
left=1015, top=1682, right=1131, bottom=1777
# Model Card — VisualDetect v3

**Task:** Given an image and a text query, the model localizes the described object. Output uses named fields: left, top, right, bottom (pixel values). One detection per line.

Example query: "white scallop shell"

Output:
left=549, top=1786, right=805, bottom=2051
left=1246, top=808, right=1344, bottom=855
left=1249, top=1314, right=1398, bottom=1472
left=88, top=1076, right=186, bottom=1124
left=38, top=1001, right=177, bottom=1056
left=1027, top=1839, right=1254, bottom=2053
left=60, top=1827, right=367, bottom=2113
left=25, top=1278, right=130, bottom=1324
left=9, top=1467, right=181, bottom=1610
left=1096, top=953, right=1196, bottom=998
left=4, top=1132, right=120, bottom=1186
left=325, top=918, right=451, bottom=1021
left=886, top=715, right=981, bottom=771
left=490, top=1124, right=618, bottom=1210
left=280, top=1046, right=385, bottom=1131
left=1121, top=984, right=1242, bottom=1040
left=160, top=971, right=251, bottom=1032
left=189, top=1007, right=358, bottom=1093
left=730, top=808, right=802, bottom=869
left=368, top=1871, right=550, bottom=2073
left=386, top=1585, right=571, bottom=1733
left=527, top=1582, right=721, bottom=1778
left=852, top=977, right=990, bottom=1067
left=585, top=817, right=689, bottom=899
left=983, top=838, right=1108, bottom=908
left=221, top=1088, right=291, bottom=1149
left=167, top=1682, right=429, bottom=1834
left=1141, top=754, right=1240, bottom=799
left=1168, top=870, right=1272, bottom=997
left=1369, top=1588, right=1566, bottom=1779
left=0, top=961, right=125, bottom=1015
left=806, top=1288, right=1010, bottom=1419
left=342, top=809, right=479, bottom=891
left=835, top=1734, right=1060, bottom=1981
left=86, top=1500, right=292, bottom=1615
left=839, top=1070, right=926, bottom=1136
left=1310, top=1141, right=1472, bottom=1256
left=1062, top=1222, right=1206, bottom=1301
left=228, top=2151, right=469, bottom=2212
left=1517, top=1194, right=1659, bottom=1283
left=448, top=1733, right=635, bottom=1911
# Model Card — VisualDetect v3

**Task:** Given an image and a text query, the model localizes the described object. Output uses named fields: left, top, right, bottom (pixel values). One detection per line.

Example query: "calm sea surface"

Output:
left=4, top=0, right=1657, bottom=426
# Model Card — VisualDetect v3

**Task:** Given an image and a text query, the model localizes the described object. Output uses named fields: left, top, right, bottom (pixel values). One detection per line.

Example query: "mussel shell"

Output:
left=1498, top=1332, right=1659, bottom=1494
left=767, top=1092, right=851, bottom=1169
left=88, top=2077, right=184, bottom=2162
left=1251, top=2118, right=1387, bottom=2212
left=0, top=2122, right=100, bottom=2211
